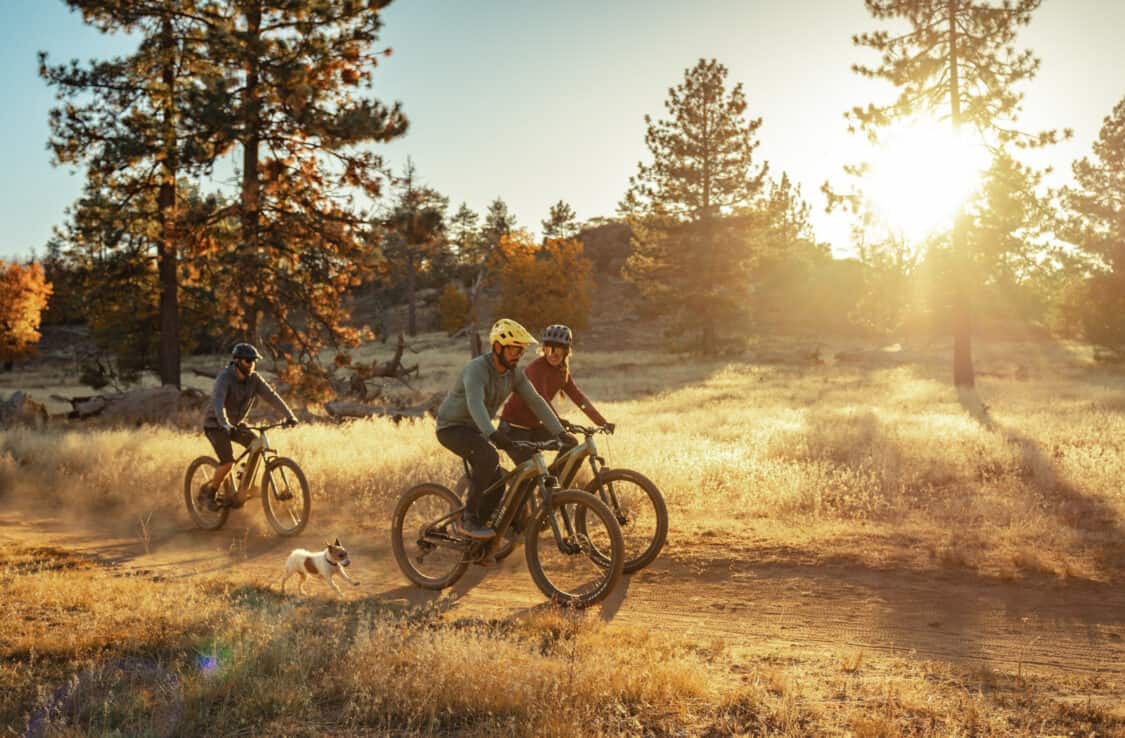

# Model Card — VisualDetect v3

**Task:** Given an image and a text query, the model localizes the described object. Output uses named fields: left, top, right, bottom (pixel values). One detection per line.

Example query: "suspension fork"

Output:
left=261, top=449, right=290, bottom=501
left=587, top=455, right=622, bottom=514
left=539, top=482, right=582, bottom=555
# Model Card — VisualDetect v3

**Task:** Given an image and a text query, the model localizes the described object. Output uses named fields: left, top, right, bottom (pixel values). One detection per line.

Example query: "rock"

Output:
left=0, top=391, right=48, bottom=429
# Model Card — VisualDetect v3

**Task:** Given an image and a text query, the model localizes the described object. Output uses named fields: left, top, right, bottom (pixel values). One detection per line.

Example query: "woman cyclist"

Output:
left=498, top=324, right=613, bottom=464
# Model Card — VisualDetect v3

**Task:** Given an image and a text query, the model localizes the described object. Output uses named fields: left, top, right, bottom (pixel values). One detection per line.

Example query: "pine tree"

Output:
left=40, top=0, right=213, bottom=387
left=1062, top=96, right=1125, bottom=358
left=619, top=59, right=768, bottom=354
left=461, top=197, right=518, bottom=356
left=445, top=203, right=486, bottom=277
left=384, top=161, right=448, bottom=337
left=448, top=203, right=482, bottom=271
left=481, top=197, right=518, bottom=250
left=746, top=174, right=832, bottom=332
left=967, top=149, right=1056, bottom=324
left=845, top=0, right=1064, bottom=386
left=200, top=0, right=406, bottom=396
left=541, top=200, right=579, bottom=241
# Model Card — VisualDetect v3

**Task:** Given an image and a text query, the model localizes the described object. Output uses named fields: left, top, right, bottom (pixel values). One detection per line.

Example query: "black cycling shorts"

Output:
left=204, top=426, right=256, bottom=464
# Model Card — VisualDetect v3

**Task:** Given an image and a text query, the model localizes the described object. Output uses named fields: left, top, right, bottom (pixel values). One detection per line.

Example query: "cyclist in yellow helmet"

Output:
left=435, top=318, right=578, bottom=539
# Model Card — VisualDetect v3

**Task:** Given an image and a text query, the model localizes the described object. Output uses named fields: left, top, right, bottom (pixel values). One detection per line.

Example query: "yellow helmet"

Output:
left=489, top=318, right=537, bottom=348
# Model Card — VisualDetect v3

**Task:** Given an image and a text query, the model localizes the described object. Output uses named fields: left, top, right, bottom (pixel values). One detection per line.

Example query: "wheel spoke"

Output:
left=583, top=470, right=667, bottom=573
left=184, top=457, right=229, bottom=531
left=527, top=492, right=623, bottom=607
left=392, top=485, right=467, bottom=588
left=261, top=459, right=309, bottom=537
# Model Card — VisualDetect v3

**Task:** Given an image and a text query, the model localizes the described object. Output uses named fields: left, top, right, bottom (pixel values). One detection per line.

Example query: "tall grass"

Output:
left=4, top=545, right=1121, bottom=737
left=3, top=334, right=1124, bottom=579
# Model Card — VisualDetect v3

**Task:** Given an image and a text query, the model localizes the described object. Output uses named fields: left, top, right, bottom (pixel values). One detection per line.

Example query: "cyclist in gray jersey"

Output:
left=199, top=343, right=298, bottom=508
left=436, top=318, right=578, bottom=539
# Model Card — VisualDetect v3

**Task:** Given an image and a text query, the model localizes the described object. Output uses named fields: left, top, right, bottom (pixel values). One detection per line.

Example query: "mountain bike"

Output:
left=184, top=422, right=310, bottom=537
left=455, top=422, right=667, bottom=573
left=391, top=439, right=625, bottom=609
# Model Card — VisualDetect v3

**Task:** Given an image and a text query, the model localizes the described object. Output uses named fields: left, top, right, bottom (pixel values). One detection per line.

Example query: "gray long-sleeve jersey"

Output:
left=436, top=354, right=564, bottom=437
left=202, top=364, right=296, bottom=430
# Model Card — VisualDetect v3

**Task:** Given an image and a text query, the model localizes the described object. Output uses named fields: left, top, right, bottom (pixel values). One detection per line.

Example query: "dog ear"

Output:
left=333, top=537, right=341, bottom=546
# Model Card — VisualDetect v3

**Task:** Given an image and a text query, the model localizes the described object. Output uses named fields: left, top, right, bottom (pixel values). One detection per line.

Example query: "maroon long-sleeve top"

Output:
left=499, top=356, right=607, bottom=429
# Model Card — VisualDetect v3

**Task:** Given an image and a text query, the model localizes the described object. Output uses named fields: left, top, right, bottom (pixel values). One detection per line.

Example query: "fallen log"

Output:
left=50, top=387, right=208, bottom=423
left=1, top=391, right=48, bottom=429
left=324, top=391, right=444, bottom=423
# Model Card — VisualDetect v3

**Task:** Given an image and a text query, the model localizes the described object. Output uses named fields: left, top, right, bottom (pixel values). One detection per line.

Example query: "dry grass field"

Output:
left=2, top=332, right=1124, bottom=736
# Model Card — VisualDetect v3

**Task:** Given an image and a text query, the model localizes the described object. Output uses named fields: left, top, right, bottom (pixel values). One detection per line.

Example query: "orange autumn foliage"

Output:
left=490, top=232, right=593, bottom=335
left=0, top=261, right=53, bottom=363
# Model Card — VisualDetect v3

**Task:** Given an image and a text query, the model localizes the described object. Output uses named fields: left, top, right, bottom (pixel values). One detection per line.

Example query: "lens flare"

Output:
left=863, top=118, right=989, bottom=242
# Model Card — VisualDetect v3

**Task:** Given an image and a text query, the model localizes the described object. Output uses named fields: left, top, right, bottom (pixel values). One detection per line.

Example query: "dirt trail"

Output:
left=2, top=507, right=1123, bottom=687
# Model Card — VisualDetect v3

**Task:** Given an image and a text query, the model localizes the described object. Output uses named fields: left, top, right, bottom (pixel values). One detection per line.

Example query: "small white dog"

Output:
left=279, top=538, right=360, bottom=596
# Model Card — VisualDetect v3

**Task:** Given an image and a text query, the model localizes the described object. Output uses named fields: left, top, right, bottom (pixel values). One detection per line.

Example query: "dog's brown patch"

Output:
left=303, top=558, right=318, bottom=574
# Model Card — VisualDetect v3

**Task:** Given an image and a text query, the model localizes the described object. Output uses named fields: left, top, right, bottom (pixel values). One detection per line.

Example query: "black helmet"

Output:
left=541, top=324, right=573, bottom=347
left=231, top=343, right=263, bottom=361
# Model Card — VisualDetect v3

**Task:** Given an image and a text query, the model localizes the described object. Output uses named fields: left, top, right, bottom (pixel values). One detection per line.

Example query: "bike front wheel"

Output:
left=581, top=468, right=668, bottom=573
left=260, top=457, right=310, bottom=537
left=391, top=483, right=469, bottom=590
left=524, top=489, right=624, bottom=609
left=184, top=456, right=230, bottom=531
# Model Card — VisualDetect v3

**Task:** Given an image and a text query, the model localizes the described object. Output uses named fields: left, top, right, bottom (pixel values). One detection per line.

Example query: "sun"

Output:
left=861, top=118, right=990, bottom=242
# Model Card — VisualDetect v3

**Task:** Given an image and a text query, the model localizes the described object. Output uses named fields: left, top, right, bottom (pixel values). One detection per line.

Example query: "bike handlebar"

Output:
left=560, top=420, right=612, bottom=437
left=509, top=439, right=563, bottom=452
left=242, top=420, right=297, bottom=433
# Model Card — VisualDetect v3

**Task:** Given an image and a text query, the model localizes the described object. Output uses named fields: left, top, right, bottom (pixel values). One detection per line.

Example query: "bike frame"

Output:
left=549, top=424, right=630, bottom=517
left=550, top=432, right=604, bottom=489
left=226, top=426, right=280, bottom=502
left=430, top=446, right=582, bottom=558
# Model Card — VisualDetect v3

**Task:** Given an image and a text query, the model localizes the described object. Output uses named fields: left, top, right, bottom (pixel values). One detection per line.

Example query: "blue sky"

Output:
left=1, top=0, right=1122, bottom=262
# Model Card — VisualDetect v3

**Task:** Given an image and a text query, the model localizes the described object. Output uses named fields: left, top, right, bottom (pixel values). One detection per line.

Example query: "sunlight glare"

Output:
left=863, top=119, right=989, bottom=242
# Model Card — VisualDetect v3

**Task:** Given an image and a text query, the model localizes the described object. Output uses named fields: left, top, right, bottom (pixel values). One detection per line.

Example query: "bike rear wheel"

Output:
left=184, top=456, right=230, bottom=531
left=524, top=489, right=624, bottom=609
left=391, top=483, right=469, bottom=590
left=261, top=457, right=310, bottom=537
left=581, top=468, right=668, bottom=573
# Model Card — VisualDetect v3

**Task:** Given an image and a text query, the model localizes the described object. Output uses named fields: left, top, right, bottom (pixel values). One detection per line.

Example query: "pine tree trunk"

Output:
left=702, top=313, right=716, bottom=356
left=951, top=216, right=975, bottom=387
left=240, top=1, right=263, bottom=342
left=468, top=266, right=486, bottom=356
left=157, top=15, right=181, bottom=387
left=406, top=255, right=417, bottom=337
left=947, top=0, right=975, bottom=388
